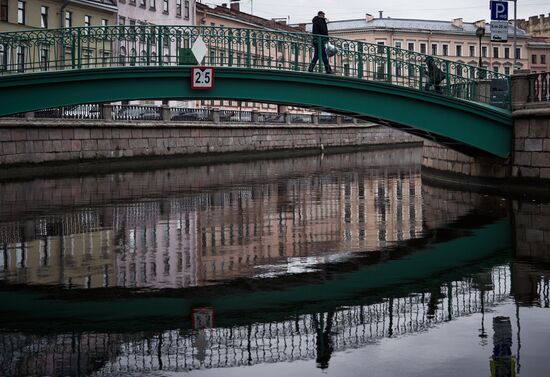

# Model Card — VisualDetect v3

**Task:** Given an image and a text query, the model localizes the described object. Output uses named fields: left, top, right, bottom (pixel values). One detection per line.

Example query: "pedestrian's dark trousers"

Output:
left=309, top=43, right=331, bottom=73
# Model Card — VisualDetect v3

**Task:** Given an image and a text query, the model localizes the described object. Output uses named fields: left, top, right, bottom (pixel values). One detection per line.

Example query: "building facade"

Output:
left=515, top=14, right=550, bottom=37
left=196, top=2, right=308, bottom=113
left=313, top=14, right=530, bottom=75
left=528, top=37, right=550, bottom=73
left=117, top=0, right=195, bottom=29
left=0, top=0, right=117, bottom=32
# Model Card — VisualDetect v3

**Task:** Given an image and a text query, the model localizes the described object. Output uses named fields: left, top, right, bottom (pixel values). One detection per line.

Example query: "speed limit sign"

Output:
left=191, top=67, right=214, bottom=90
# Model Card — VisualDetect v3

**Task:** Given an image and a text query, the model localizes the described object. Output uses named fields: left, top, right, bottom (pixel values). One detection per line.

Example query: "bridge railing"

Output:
left=527, top=71, right=550, bottom=102
left=7, top=104, right=370, bottom=125
left=0, top=26, right=511, bottom=109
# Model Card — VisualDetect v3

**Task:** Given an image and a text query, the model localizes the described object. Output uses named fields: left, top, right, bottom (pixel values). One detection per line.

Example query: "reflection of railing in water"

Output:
left=0, top=266, right=518, bottom=376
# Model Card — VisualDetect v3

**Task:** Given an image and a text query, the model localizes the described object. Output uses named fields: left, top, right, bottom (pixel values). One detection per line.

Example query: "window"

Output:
left=163, top=0, right=168, bottom=12
left=0, top=0, right=7, bottom=22
left=40, top=45, right=49, bottom=70
left=456, top=45, right=462, bottom=57
left=420, top=43, right=426, bottom=54
left=176, top=0, right=181, bottom=16
left=394, top=41, right=401, bottom=49
left=16, top=46, right=25, bottom=72
left=140, top=0, right=145, bottom=7
left=376, top=41, right=385, bottom=54
left=431, top=43, right=437, bottom=55
left=119, top=46, right=126, bottom=66
left=504, top=66, right=510, bottom=75
left=407, top=42, right=414, bottom=51
left=493, top=47, right=499, bottom=58
left=184, top=0, right=190, bottom=19
left=65, top=11, right=72, bottom=27
left=531, top=54, right=537, bottom=64
left=149, top=0, right=155, bottom=8
left=84, top=15, right=91, bottom=27
left=542, top=55, right=546, bottom=65
left=504, top=47, right=510, bottom=59
left=493, top=65, right=499, bottom=73
left=0, top=44, right=6, bottom=71
left=102, top=19, right=108, bottom=26
left=40, top=6, right=48, bottom=28
left=469, top=45, right=475, bottom=57
left=515, top=48, right=521, bottom=59
left=118, top=16, right=125, bottom=26
left=482, top=46, right=487, bottom=58
left=17, top=1, right=25, bottom=24
left=442, top=44, right=448, bottom=56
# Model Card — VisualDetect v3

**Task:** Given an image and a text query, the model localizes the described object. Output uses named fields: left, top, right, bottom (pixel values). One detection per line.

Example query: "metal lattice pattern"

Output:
left=0, top=26, right=511, bottom=108
left=0, top=266, right=517, bottom=376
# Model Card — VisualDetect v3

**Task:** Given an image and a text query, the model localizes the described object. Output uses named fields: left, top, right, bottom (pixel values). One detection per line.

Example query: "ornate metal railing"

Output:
left=6, top=104, right=369, bottom=124
left=0, top=26, right=511, bottom=108
left=527, top=72, right=550, bottom=102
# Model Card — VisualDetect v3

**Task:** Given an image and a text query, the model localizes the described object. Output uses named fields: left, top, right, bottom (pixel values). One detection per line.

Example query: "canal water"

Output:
left=0, top=146, right=549, bottom=377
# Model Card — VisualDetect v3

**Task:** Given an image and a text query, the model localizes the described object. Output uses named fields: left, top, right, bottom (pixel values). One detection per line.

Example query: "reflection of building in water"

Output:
left=0, top=212, right=116, bottom=289
left=0, top=169, right=423, bottom=289
left=0, top=265, right=517, bottom=376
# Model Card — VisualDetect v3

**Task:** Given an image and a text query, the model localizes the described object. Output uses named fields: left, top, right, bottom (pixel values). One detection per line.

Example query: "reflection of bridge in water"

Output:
left=0, top=265, right=533, bottom=376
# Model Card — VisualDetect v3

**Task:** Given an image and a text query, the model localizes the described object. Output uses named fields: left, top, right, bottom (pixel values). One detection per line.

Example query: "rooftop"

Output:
left=197, top=3, right=304, bottom=33
left=303, top=17, right=528, bottom=37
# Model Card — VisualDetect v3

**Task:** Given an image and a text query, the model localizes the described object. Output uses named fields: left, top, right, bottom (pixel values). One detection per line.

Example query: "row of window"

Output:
left=119, top=0, right=190, bottom=19
left=531, top=54, right=548, bottom=65
left=16, top=1, right=108, bottom=28
left=385, top=40, right=522, bottom=59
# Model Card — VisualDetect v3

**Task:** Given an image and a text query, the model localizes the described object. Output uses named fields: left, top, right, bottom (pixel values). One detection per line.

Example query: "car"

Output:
left=171, top=110, right=210, bottom=121
left=115, top=107, right=160, bottom=120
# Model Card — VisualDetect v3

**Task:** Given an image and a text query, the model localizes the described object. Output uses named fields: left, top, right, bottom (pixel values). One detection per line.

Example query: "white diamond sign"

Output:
left=191, top=36, right=207, bottom=64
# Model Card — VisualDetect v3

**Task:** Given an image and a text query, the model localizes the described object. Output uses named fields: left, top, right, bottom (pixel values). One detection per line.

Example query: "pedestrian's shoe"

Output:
left=308, top=64, right=315, bottom=72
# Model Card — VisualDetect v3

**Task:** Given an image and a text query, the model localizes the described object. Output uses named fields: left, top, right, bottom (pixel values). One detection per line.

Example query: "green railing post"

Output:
left=445, top=60, right=450, bottom=96
left=70, top=32, right=76, bottom=69
left=386, top=46, right=392, bottom=83
left=246, top=30, right=251, bottom=68
left=146, top=33, right=152, bottom=66
left=228, top=31, right=233, bottom=67
left=77, top=28, right=82, bottom=69
left=293, top=42, right=299, bottom=71
left=158, top=27, right=163, bottom=66
left=357, top=42, right=364, bottom=79
left=317, top=37, right=323, bottom=73
left=418, top=63, right=424, bottom=91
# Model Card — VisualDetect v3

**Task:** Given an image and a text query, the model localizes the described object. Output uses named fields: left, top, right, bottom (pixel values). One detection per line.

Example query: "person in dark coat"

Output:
left=308, top=11, right=332, bottom=74
left=424, top=56, right=445, bottom=93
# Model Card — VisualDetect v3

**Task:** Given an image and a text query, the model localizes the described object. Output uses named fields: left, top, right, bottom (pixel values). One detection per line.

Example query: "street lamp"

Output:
left=476, top=26, right=486, bottom=69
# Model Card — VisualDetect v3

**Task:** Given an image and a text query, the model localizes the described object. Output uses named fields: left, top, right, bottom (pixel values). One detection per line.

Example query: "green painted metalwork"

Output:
left=0, top=67, right=512, bottom=157
left=0, top=25, right=513, bottom=156
left=0, top=25, right=511, bottom=106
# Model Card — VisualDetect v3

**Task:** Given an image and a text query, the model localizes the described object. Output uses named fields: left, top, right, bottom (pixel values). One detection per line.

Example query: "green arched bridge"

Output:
left=0, top=26, right=512, bottom=157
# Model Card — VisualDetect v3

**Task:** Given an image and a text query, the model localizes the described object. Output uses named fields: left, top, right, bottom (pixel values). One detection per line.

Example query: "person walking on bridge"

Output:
left=308, top=11, right=332, bottom=74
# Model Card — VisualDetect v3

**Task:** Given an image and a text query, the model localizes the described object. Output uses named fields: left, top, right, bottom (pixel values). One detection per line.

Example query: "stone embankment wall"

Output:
left=423, top=71, right=550, bottom=184
left=0, top=121, right=420, bottom=166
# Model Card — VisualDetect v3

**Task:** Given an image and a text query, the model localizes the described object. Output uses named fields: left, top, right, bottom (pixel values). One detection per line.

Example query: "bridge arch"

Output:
left=0, top=66, right=511, bottom=157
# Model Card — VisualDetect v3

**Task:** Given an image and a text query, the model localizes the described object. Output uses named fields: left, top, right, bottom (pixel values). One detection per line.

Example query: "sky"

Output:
left=198, top=0, right=549, bottom=24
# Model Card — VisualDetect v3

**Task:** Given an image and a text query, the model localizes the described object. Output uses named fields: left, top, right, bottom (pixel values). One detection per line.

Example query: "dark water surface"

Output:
left=0, top=146, right=549, bottom=377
